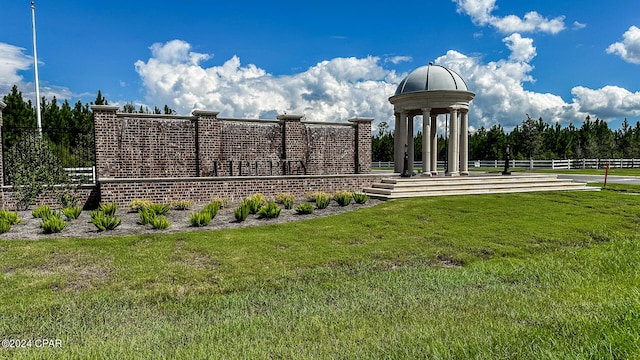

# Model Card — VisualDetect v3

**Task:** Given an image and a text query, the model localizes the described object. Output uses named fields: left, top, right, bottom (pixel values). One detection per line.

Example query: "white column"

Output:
left=421, top=108, right=431, bottom=176
left=405, top=113, right=414, bottom=174
left=393, top=112, right=401, bottom=172
left=431, top=114, right=438, bottom=175
left=399, top=111, right=408, bottom=173
left=460, top=110, right=469, bottom=175
left=447, top=108, right=459, bottom=176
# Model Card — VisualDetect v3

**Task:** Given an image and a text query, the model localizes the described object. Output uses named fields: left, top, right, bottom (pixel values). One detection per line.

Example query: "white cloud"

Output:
left=385, top=56, right=413, bottom=65
left=503, top=33, right=536, bottom=62
left=607, top=25, right=640, bottom=64
left=572, top=85, right=640, bottom=118
left=572, top=21, right=586, bottom=30
left=135, top=39, right=640, bottom=131
left=453, top=0, right=566, bottom=34
left=135, top=40, right=400, bottom=121
left=435, top=33, right=640, bottom=129
left=0, top=42, right=32, bottom=94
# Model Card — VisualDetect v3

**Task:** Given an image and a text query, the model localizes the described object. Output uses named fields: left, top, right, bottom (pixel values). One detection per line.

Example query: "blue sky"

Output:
left=2, top=0, right=640, bottom=131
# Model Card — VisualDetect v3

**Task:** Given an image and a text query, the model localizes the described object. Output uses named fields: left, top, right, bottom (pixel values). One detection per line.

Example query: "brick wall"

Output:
left=98, top=174, right=387, bottom=205
left=92, top=106, right=373, bottom=179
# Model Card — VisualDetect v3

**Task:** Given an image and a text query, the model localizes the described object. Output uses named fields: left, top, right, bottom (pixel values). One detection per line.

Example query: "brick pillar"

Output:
left=192, top=110, right=220, bottom=177
left=91, top=105, right=120, bottom=179
left=278, top=114, right=306, bottom=174
left=348, top=117, right=373, bottom=174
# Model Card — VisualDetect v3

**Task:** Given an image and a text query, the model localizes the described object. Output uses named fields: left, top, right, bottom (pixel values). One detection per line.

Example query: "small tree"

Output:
left=5, top=132, right=68, bottom=210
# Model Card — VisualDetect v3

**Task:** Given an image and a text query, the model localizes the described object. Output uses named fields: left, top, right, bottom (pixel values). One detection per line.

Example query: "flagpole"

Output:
left=31, top=1, right=42, bottom=136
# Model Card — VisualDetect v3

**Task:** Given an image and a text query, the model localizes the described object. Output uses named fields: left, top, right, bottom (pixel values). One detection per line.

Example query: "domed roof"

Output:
left=395, top=64, right=469, bottom=95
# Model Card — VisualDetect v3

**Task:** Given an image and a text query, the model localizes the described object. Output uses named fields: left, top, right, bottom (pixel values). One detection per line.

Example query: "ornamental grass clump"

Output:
left=353, top=192, right=369, bottom=204
left=90, top=210, right=122, bottom=232
left=138, top=208, right=156, bottom=226
left=305, top=191, right=328, bottom=202
left=129, top=199, right=153, bottom=212
left=295, top=203, right=314, bottom=215
left=148, top=203, right=170, bottom=216
left=275, top=193, right=295, bottom=209
left=0, top=209, right=22, bottom=225
left=258, top=201, right=281, bottom=219
left=189, top=211, right=212, bottom=227
left=234, top=201, right=251, bottom=222
left=244, top=194, right=267, bottom=214
left=0, top=219, right=12, bottom=234
left=98, top=202, right=118, bottom=216
left=202, top=202, right=221, bottom=218
left=170, top=200, right=192, bottom=211
left=40, top=212, right=67, bottom=234
left=315, top=192, right=331, bottom=209
left=333, top=190, right=353, bottom=207
left=32, top=205, right=53, bottom=219
left=62, top=206, right=82, bottom=220
left=149, top=215, right=171, bottom=230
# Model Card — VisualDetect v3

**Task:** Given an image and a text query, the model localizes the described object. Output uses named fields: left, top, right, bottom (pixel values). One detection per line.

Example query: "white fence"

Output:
left=372, top=159, right=640, bottom=170
left=64, top=167, right=96, bottom=183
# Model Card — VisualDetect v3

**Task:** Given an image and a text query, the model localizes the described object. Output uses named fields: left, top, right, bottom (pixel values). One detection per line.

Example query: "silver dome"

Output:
left=395, top=64, right=468, bottom=95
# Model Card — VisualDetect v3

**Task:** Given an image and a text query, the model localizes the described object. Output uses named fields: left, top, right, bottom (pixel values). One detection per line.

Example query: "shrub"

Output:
left=149, top=215, right=171, bottom=230
left=244, top=194, right=267, bottom=214
left=295, top=203, right=314, bottom=215
left=353, top=192, right=369, bottom=204
left=130, top=199, right=153, bottom=212
left=138, top=208, right=156, bottom=225
left=62, top=206, right=82, bottom=220
left=306, top=191, right=329, bottom=202
left=0, top=209, right=22, bottom=225
left=5, top=132, right=68, bottom=211
left=99, top=202, right=118, bottom=216
left=148, top=203, right=170, bottom=216
left=90, top=210, right=122, bottom=231
left=258, top=201, right=281, bottom=219
left=41, top=214, right=67, bottom=234
left=189, top=211, right=212, bottom=227
left=171, top=200, right=192, bottom=211
left=32, top=205, right=53, bottom=219
left=334, top=190, right=353, bottom=206
left=210, top=197, right=230, bottom=208
left=275, top=193, right=295, bottom=209
left=0, top=219, right=11, bottom=234
left=315, top=192, right=331, bottom=209
left=202, top=202, right=221, bottom=218
left=234, top=201, right=250, bottom=222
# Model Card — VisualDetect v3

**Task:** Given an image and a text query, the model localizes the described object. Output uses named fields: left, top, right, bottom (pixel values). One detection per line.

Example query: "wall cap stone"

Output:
left=192, top=110, right=220, bottom=117
left=348, top=117, right=374, bottom=123
left=277, top=114, right=304, bottom=121
left=98, top=173, right=388, bottom=184
left=91, top=105, right=120, bottom=112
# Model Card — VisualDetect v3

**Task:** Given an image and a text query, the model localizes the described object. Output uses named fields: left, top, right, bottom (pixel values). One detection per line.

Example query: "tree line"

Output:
left=1, top=86, right=176, bottom=167
left=373, top=115, right=640, bottom=162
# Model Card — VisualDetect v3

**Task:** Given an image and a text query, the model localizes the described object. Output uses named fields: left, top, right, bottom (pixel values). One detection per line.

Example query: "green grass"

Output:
left=1, top=190, right=640, bottom=358
left=532, top=167, right=640, bottom=176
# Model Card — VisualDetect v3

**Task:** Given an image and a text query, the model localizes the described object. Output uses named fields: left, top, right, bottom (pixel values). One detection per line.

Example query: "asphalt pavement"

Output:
left=557, top=174, right=640, bottom=185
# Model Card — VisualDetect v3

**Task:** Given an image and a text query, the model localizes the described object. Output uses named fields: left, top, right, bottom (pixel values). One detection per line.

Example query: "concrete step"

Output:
left=363, top=174, right=600, bottom=200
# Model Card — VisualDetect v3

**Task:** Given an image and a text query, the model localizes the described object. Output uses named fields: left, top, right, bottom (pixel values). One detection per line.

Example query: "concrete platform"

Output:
left=363, top=173, right=600, bottom=200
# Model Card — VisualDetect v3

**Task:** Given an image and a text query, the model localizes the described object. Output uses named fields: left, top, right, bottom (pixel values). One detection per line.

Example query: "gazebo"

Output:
left=389, top=63, right=475, bottom=176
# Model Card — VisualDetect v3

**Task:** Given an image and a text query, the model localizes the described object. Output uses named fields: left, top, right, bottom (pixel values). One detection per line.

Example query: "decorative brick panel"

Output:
left=98, top=174, right=387, bottom=205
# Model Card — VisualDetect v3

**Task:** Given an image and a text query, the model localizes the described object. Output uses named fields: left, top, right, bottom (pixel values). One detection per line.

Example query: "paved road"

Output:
left=557, top=174, right=640, bottom=185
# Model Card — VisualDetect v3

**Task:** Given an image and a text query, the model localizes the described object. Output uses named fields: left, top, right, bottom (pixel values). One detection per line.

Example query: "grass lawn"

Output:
left=1, top=188, right=640, bottom=358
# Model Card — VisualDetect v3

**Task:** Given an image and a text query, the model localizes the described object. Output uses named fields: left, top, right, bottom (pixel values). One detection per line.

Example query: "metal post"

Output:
left=31, top=1, right=42, bottom=136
